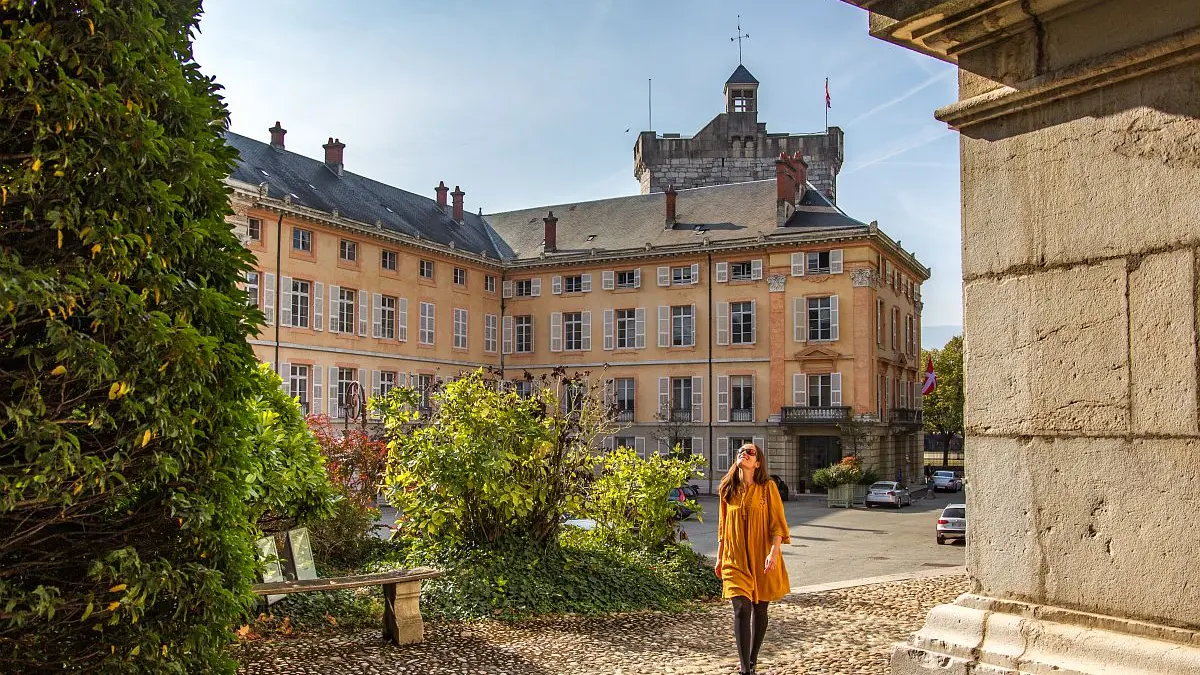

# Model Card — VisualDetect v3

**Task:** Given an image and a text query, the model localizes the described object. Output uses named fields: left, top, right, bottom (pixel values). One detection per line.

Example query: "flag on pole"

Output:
left=921, top=356, right=936, bottom=396
left=825, top=78, right=831, bottom=109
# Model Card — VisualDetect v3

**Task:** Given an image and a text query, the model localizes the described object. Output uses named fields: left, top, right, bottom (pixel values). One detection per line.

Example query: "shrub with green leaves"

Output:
left=585, top=445, right=705, bottom=550
left=0, top=2, right=329, bottom=671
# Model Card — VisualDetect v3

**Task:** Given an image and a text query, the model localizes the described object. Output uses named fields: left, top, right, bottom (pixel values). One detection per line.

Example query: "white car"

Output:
left=931, top=470, right=963, bottom=492
left=936, top=503, right=967, bottom=544
left=865, top=481, right=911, bottom=508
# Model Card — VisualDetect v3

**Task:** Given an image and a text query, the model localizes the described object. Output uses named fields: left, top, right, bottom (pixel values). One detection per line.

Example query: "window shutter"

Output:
left=658, top=377, right=669, bottom=416
left=691, top=376, right=703, bottom=423
left=715, top=262, right=728, bottom=283
left=791, top=252, right=805, bottom=276
left=633, top=268, right=642, bottom=288
left=749, top=300, right=757, bottom=343
left=793, top=373, right=807, bottom=406
left=581, top=311, right=592, bottom=350
left=531, top=278, right=541, bottom=296
left=634, top=437, right=646, bottom=458
left=601, top=270, right=615, bottom=290
left=689, top=304, right=696, bottom=346
left=717, top=375, right=730, bottom=422
left=603, top=309, right=614, bottom=350
left=657, top=266, right=669, bottom=286
left=279, top=276, right=292, bottom=327
left=657, top=306, right=669, bottom=347
left=372, top=293, right=382, bottom=338
left=751, top=259, right=763, bottom=280
left=550, top=312, right=562, bottom=352
left=552, top=275, right=562, bottom=295
left=328, top=367, right=339, bottom=417
left=502, top=316, right=514, bottom=354
left=753, top=436, right=765, bottom=466
left=263, top=273, right=275, bottom=325
left=635, top=308, right=646, bottom=349
left=793, top=297, right=806, bottom=342
left=832, top=373, right=843, bottom=406
left=313, top=282, right=324, bottom=332
left=328, top=285, right=340, bottom=332
left=529, top=316, right=536, bottom=352
left=502, top=280, right=514, bottom=298
left=830, top=295, right=840, bottom=341
left=581, top=273, right=592, bottom=292
left=397, top=298, right=408, bottom=341
left=692, top=437, right=704, bottom=458
left=605, top=436, right=615, bottom=452
left=718, top=437, right=729, bottom=471
left=358, top=290, right=368, bottom=336
left=312, top=365, right=323, bottom=416
left=278, top=362, right=289, bottom=394
left=657, top=438, right=667, bottom=455
left=690, top=263, right=700, bottom=284
left=716, top=302, right=730, bottom=345
left=371, top=370, right=381, bottom=398
left=830, top=249, right=844, bottom=274
left=602, top=378, right=615, bottom=407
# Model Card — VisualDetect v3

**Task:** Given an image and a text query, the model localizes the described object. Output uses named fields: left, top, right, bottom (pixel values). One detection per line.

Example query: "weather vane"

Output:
left=731, top=15, right=750, bottom=64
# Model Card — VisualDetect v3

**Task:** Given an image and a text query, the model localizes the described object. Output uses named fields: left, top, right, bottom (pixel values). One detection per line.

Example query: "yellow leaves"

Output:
left=236, top=625, right=251, bottom=638
left=140, top=429, right=152, bottom=447
left=108, top=382, right=130, bottom=400
left=72, top=482, right=83, bottom=495
left=54, top=170, right=65, bottom=177
left=106, top=601, right=120, bottom=612
left=91, top=243, right=101, bottom=257
left=57, top=230, right=63, bottom=248
left=161, top=645, right=168, bottom=657
left=31, top=158, right=42, bottom=172
left=109, top=584, right=127, bottom=593
left=51, top=365, right=66, bottom=376
left=125, top=99, right=133, bottom=113
left=87, top=18, right=94, bottom=35
left=130, top=645, right=140, bottom=656
left=2, top=186, right=6, bottom=205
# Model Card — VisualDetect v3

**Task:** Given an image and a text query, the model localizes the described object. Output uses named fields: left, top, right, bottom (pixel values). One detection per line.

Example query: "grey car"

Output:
left=864, top=481, right=912, bottom=508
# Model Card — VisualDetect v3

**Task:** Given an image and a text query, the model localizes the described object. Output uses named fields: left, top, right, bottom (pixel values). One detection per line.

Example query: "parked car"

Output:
left=865, top=481, right=911, bottom=508
left=931, top=470, right=963, bottom=492
left=936, top=503, right=967, bottom=544
left=562, top=514, right=597, bottom=531
left=668, top=486, right=697, bottom=520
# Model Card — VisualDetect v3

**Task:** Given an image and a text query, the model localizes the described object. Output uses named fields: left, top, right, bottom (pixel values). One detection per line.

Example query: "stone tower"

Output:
left=634, top=65, right=845, bottom=203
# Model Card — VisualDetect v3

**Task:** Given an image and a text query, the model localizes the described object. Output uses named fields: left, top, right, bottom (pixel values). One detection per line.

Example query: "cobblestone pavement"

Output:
left=235, top=574, right=968, bottom=675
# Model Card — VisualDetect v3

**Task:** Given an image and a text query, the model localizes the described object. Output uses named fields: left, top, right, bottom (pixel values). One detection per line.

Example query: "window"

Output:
left=670, top=377, right=692, bottom=421
left=515, top=315, right=533, bottom=353
left=379, top=371, right=396, bottom=397
left=616, top=270, right=638, bottom=289
left=615, top=436, right=637, bottom=453
left=731, top=88, right=755, bottom=113
left=722, top=437, right=754, bottom=471
left=290, top=279, right=310, bottom=328
left=564, top=312, right=583, bottom=351
left=892, top=307, right=900, bottom=349
left=339, top=239, right=357, bottom=262
left=419, top=302, right=435, bottom=345
left=292, top=227, right=312, bottom=252
left=514, top=380, right=533, bottom=398
left=671, top=305, right=694, bottom=347
left=419, top=259, right=433, bottom=279
left=614, top=378, right=635, bottom=421
left=380, top=296, right=396, bottom=339
left=877, top=299, right=884, bottom=345
left=414, top=374, right=433, bottom=410
left=564, top=275, right=583, bottom=293
left=453, top=308, right=468, bottom=349
left=563, top=382, right=586, bottom=416
left=731, top=301, right=754, bottom=345
left=288, top=365, right=309, bottom=415
left=808, top=374, right=833, bottom=407
left=671, top=437, right=694, bottom=454
left=808, top=297, right=833, bottom=342
left=453, top=267, right=466, bottom=286
left=671, top=265, right=694, bottom=285
left=730, top=375, right=754, bottom=421
left=484, top=314, right=498, bottom=353
left=336, top=368, right=357, bottom=418
left=515, top=279, right=533, bottom=297
left=245, top=271, right=260, bottom=308
left=484, top=275, right=496, bottom=293
left=337, top=288, right=356, bottom=333
left=381, top=250, right=397, bottom=271
left=616, top=309, right=637, bottom=349
left=905, top=315, right=914, bottom=354
left=807, top=251, right=831, bottom=275
left=730, top=261, right=753, bottom=281
left=247, top=218, right=262, bottom=242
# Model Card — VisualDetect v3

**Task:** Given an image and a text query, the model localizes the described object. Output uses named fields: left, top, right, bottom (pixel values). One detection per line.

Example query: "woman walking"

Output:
left=715, top=442, right=791, bottom=675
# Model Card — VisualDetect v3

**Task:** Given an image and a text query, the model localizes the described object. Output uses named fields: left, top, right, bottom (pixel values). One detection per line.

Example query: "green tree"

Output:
left=585, top=446, right=704, bottom=550
left=0, top=2, right=328, bottom=671
left=922, top=335, right=965, bottom=455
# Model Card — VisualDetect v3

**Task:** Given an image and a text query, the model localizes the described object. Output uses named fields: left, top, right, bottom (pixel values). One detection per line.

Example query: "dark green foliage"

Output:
left=0, top=1, right=329, bottom=671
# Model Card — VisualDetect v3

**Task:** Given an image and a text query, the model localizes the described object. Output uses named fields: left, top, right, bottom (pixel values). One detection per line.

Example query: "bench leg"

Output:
left=382, top=581, right=424, bottom=646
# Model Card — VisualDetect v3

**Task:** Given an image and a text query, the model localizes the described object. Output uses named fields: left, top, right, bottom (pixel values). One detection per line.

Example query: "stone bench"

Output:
left=252, top=567, right=442, bottom=645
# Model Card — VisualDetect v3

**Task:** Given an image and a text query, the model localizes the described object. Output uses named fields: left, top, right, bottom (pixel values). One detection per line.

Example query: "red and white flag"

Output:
left=825, top=78, right=831, bottom=109
left=921, top=356, right=936, bottom=396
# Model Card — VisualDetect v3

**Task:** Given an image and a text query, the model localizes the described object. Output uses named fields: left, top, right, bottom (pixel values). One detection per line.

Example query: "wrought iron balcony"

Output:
left=779, top=406, right=851, bottom=424
left=730, top=408, right=754, bottom=422
left=615, top=408, right=635, bottom=423
left=889, top=408, right=923, bottom=427
left=668, top=408, right=693, bottom=423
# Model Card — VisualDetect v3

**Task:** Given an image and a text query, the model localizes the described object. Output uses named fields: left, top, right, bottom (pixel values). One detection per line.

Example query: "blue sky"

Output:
left=193, top=0, right=964, bottom=341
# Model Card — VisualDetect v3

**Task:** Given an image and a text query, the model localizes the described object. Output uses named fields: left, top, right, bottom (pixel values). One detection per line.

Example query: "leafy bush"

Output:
left=585, top=446, right=704, bottom=550
left=0, top=2, right=330, bottom=671
left=304, top=415, right=386, bottom=570
left=812, top=456, right=867, bottom=488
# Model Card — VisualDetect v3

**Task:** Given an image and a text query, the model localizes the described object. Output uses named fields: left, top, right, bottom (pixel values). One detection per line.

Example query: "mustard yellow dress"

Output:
left=718, top=480, right=791, bottom=602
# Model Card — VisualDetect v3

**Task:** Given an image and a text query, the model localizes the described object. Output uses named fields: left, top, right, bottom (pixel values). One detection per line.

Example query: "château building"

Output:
left=225, top=68, right=930, bottom=494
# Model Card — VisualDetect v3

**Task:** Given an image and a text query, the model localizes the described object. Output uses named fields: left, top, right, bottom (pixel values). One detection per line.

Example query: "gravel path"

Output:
left=235, top=574, right=967, bottom=675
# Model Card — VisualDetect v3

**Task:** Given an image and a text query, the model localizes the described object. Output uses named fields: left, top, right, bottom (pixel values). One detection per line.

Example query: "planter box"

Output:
left=851, top=484, right=867, bottom=506
left=827, top=484, right=853, bottom=508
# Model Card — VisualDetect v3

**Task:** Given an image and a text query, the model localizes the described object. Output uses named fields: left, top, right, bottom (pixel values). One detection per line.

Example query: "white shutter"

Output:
left=581, top=273, right=592, bottom=292
left=634, top=437, right=646, bottom=459
left=715, top=262, right=728, bottom=283
left=832, top=372, right=843, bottom=406
left=502, top=280, right=514, bottom=298
left=689, top=304, right=696, bottom=346
left=603, top=310, right=614, bottom=351
left=372, top=293, right=382, bottom=338
left=692, top=376, right=703, bottom=423
left=605, top=436, right=615, bottom=452
left=793, top=297, right=806, bottom=342
left=278, top=362, right=289, bottom=394
left=717, top=375, right=730, bottom=422
left=633, top=268, right=642, bottom=288
left=657, top=266, right=669, bottom=286
left=328, top=285, right=340, bottom=332
left=552, top=275, right=562, bottom=295
left=657, top=306, right=669, bottom=347
left=313, top=282, right=324, bottom=332
left=749, top=299, right=757, bottom=344
left=793, top=373, right=807, bottom=406
left=830, top=295, right=840, bottom=341
left=357, top=290, right=368, bottom=336
left=550, top=312, right=562, bottom=352
left=602, top=270, right=615, bottom=290
left=358, top=370, right=368, bottom=417
left=716, top=302, right=729, bottom=346
left=279, top=276, right=292, bottom=327
left=312, top=364, right=323, bottom=416
left=830, top=249, right=844, bottom=274
left=690, top=263, right=700, bottom=284
left=791, top=252, right=805, bottom=277
left=581, top=311, right=592, bottom=350
left=602, top=378, right=615, bottom=407
left=635, top=308, right=646, bottom=349
left=751, top=259, right=763, bottom=280
left=531, top=278, right=541, bottom=296
left=371, top=370, right=381, bottom=398
left=692, top=437, right=704, bottom=461
left=502, top=316, right=514, bottom=354
left=658, top=438, right=667, bottom=455
left=753, top=437, right=765, bottom=465
left=397, top=298, right=408, bottom=341
left=328, top=367, right=339, bottom=417
left=658, top=377, right=669, bottom=416
left=718, top=437, right=729, bottom=471
left=528, top=316, right=535, bottom=352
left=263, top=273, right=275, bottom=325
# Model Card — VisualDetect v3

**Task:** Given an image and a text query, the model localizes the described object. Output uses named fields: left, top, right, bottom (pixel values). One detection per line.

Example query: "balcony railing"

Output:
left=668, top=408, right=693, bottom=423
left=615, top=408, right=635, bottom=423
left=779, top=406, right=851, bottom=424
left=889, top=408, right=924, bottom=426
left=730, top=408, right=754, bottom=422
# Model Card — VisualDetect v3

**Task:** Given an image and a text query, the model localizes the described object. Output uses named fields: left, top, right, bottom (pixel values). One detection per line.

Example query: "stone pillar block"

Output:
left=383, top=581, right=424, bottom=645
left=1129, top=249, right=1198, bottom=435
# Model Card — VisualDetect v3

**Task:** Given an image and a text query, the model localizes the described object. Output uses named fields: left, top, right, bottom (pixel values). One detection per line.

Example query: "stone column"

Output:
left=841, top=1, right=1200, bottom=672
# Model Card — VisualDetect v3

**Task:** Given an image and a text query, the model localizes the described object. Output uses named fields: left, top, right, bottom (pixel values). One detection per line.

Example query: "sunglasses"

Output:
left=738, top=446, right=757, bottom=457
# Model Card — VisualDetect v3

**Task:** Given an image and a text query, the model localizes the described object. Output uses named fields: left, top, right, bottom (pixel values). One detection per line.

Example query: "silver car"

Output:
left=936, top=503, right=967, bottom=544
left=865, top=481, right=911, bottom=508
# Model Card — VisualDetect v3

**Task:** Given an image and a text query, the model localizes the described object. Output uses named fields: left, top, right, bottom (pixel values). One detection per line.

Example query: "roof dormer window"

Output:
left=731, top=89, right=755, bottom=113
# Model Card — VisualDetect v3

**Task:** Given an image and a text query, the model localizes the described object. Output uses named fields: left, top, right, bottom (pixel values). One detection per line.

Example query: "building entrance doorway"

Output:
left=798, top=435, right=843, bottom=493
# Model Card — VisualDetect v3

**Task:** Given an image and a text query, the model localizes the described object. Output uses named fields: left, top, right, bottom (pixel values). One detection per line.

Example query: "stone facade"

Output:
left=842, top=0, right=1200, bottom=672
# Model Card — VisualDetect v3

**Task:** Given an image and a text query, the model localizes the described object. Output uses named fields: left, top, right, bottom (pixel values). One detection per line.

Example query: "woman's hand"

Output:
left=714, top=560, right=723, bottom=580
left=764, top=546, right=780, bottom=573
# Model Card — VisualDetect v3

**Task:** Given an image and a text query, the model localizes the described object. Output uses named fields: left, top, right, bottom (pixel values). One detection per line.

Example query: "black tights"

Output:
left=731, top=596, right=770, bottom=673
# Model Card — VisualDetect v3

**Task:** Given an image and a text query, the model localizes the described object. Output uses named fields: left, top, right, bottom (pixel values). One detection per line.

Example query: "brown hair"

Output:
left=718, top=442, right=770, bottom=502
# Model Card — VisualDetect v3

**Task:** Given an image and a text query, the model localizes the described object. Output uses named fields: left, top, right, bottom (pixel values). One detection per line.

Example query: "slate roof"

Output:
left=224, top=132, right=503, bottom=259
left=725, top=65, right=759, bottom=85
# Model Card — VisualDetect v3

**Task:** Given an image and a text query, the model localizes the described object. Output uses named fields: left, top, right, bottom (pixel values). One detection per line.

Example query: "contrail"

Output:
left=844, top=69, right=955, bottom=128
left=841, top=128, right=953, bottom=176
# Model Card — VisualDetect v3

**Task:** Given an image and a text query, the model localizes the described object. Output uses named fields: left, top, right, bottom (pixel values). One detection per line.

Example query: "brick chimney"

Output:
left=323, top=137, right=345, bottom=176
left=776, top=152, right=796, bottom=206
left=451, top=185, right=465, bottom=222
left=543, top=211, right=558, bottom=253
left=435, top=181, right=449, bottom=212
left=792, top=151, right=808, bottom=194
left=664, top=185, right=678, bottom=228
left=269, top=121, right=286, bottom=150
